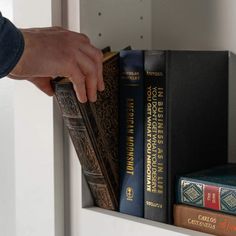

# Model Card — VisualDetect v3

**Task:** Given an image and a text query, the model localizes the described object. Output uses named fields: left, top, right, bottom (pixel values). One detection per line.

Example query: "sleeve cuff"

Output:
left=0, top=16, right=25, bottom=78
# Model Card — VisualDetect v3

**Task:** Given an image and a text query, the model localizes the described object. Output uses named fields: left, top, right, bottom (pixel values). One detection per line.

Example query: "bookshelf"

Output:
left=62, top=0, right=236, bottom=236
left=10, top=0, right=236, bottom=235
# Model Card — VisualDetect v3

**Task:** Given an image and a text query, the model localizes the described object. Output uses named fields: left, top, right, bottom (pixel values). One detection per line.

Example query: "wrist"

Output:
left=10, top=29, right=29, bottom=77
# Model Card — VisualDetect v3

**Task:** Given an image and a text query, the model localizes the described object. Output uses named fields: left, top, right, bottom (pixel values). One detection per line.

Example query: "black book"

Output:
left=144, top=51, right=167, bottom=222
left=143, top=50, right=228, bottom=224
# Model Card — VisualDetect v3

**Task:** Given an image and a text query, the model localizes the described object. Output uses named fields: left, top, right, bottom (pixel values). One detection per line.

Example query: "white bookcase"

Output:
left=10, top=0, right=236, bottom=236
left=62, top=1, right=236, bottom=236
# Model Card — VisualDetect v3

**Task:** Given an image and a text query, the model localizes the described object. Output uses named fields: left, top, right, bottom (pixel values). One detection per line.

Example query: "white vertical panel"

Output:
left=14, top=81, right=55, bottom=236
left=62, top=1, right=83, bottom=235
left=62, top=0, right=80, bottom=31
left=63, top=131, right=82, bottom=236
left=0, top=80, right=15, bottom=236
left=12, top=0, right=64, bottom=236
left=0, top=2, right=15, bottom=236
left=152, top=0, right=236, bottom=163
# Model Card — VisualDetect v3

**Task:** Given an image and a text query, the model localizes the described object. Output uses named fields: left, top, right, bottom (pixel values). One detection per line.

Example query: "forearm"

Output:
left=0, top=12, right=24, bottom=78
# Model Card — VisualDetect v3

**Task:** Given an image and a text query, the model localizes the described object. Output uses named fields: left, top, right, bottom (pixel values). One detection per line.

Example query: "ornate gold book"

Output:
left=52, top=51, right=119, bottom=210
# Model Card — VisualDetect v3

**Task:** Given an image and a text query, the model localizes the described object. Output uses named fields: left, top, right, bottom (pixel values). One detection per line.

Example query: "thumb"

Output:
left=28, top=77, right=54, bottom=96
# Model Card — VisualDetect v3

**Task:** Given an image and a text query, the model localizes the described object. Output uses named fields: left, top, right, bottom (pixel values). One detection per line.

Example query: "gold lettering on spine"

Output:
left=186, top=213, right=217, bottom=230
left=157, top=86, right=164, bottom=195
left=126, top=98, right=135, bottom=175
left=146, top=86, right=153, bottom=192
left=122, top=71, right=140, bottom=81
left=146, top=71, right=164, bottom=77
left=187, top=214, right=216, bottom=230
left=145, top=200, right=163, bottom=208
left=145, top=82, right=165, bottom=198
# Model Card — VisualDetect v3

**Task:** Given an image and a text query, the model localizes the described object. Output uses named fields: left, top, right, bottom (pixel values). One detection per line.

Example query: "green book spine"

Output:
left=178, top=165, right=236, bottom=215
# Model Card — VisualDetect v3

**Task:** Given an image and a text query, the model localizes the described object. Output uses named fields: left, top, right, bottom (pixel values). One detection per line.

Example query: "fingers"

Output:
left=29, top=77, right=54, bottom=96
left=70, top=68, right=87, bottom=103
left=75, top=50, right=99, bottom=102
left=15, top=27, right=103, bottom=103
left=78, top=43, right=104, bottom=92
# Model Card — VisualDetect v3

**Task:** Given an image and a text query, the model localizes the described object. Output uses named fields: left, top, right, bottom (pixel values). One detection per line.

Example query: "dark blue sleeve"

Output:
left=0, top=12, right=25, bottom=78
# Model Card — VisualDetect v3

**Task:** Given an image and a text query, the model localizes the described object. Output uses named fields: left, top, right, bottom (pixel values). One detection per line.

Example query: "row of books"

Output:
left=118, top=49, right=228, bottom=225
left=52, top=47, right=233, bottom=235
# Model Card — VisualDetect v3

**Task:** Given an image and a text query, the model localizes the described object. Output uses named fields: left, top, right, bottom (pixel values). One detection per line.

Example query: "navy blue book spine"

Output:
left=144, top=51, right=167, bottom=222
left=119, top=50, right=144, bottom=217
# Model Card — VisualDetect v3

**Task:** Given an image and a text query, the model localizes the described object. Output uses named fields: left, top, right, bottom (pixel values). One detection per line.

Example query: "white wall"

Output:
left=12, top=0, right=64, bottom=235
left=1, top=0, right=64, bottom=236
left=0, top=2, right=16, bottom=236
left=0, top=78, right=15, bottom=236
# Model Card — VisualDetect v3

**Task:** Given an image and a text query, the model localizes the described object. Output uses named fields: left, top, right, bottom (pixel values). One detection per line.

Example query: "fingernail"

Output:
left=90, top=94, right=97, bottom=103
left=81, top=99, right=87, bottom=103
left=101, top=82, right=105, bottom=91
left=98, top=81, right=105, bottom=92
left=77, top=95, right=87, bottom=103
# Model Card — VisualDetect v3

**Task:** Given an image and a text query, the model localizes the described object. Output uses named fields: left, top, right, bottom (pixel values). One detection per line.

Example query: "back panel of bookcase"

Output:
left=63, top=0, right=236, bottom=235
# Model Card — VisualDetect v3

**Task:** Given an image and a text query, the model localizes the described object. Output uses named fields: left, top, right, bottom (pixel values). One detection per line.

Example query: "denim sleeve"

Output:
left=0, top=12, right=25, bottom=78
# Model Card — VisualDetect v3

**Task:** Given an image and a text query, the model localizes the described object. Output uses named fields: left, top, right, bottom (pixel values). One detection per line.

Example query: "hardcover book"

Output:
left=119, top=50, right=144, bottom=217
left=144, top=51, right=167, bottom=222
left=177, top=164, right=236, bottom=215
left=52, top=50, right=120, bottom=210
left=143, top=50, right=228, bottom=223
left=174, top=204, right=236, bottom=236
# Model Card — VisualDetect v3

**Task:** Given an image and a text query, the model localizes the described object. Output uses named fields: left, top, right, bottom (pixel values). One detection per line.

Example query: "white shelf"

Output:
left=62, top=0, right=236, bottom=236
left=79, top=207, right=211, bottom=236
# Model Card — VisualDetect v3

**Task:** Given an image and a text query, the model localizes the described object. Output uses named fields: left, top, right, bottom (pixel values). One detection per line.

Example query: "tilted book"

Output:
left=52, top=50, right=119, bottom=210
left=143, top=50, right=228, bottom=223
left=119, top=50, right=144, bottom=217
left=174, top=204, right=236, bottom=236
left=177, top=164, right=236, bottom=215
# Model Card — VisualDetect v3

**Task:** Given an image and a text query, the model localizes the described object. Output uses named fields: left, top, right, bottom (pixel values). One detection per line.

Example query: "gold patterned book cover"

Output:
left=52, top=50, right=119, bottom=210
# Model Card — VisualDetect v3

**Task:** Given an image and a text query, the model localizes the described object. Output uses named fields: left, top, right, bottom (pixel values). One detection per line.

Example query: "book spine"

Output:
left=174, top=204, right=236, bottom=236
left=119, top=50, right=144, bottom=217
left=53, top=81, right=118, bottom=210
left=178, top=178, right=236, bottom=215
left=144, top=51, right=167, bottom=222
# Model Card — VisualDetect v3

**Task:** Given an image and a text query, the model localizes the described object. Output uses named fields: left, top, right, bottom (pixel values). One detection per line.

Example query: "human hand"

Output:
left=10, top=27, right=104, bottom=103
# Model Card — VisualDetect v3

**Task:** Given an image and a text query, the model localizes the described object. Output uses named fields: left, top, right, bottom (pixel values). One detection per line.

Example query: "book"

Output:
left=144, top=51, right=167, bottom=222
left=52, top=50, right=120, bottom=210
left=119, top=50, right=144, bottom=217
left=143, top=50, right=228, bottom=223
left=177, top=164, right=236, bottom=215
left=174, top=204, right=236, bottom=236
